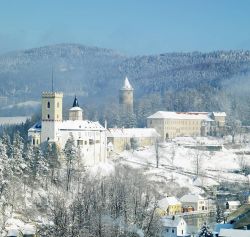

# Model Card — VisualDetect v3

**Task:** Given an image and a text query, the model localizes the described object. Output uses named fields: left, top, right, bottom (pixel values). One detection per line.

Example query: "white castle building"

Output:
left=28, top=92, right=107, bottom=166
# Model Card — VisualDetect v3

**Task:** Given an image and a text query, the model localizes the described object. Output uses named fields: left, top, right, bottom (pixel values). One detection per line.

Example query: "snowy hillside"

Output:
left=114, top=137, right=250, bottom=196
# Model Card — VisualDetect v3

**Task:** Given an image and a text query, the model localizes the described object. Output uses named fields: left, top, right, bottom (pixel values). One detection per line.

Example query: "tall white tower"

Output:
left=41, top=92, right=63, bottom=143
left=69, top=96, right=83, bottom=120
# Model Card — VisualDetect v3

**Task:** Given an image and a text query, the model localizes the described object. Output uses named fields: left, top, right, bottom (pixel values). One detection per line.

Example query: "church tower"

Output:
left=41, top=92, right=63, bottom=143
left=69, top=96, right=83, bottom=120
left=119, top=77, right=134, bottom=114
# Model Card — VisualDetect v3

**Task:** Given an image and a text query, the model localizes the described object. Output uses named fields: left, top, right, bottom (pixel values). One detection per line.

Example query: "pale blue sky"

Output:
left=0, top=0, right=250, bottom=55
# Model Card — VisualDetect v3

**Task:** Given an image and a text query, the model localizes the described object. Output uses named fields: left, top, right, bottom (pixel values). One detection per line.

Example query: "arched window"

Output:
left=47, top=101, right=50, bottom=108
left=47, top=114, right=50, bottom=119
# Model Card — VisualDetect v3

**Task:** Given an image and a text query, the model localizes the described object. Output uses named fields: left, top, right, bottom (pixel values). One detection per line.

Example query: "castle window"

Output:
left=36, top=139, right=39, bottom=144
left=89, top=139, right=94, bottom=145
left=47, top=114, right=50, bottom=119
left=57, top=114, right=59, bottom=119
left=32, top=139, right=35, bottom=145
left=57, top=102, right=60, bottom=108
left=47, top=137, right=50, bottom=141
left=47, top=101, right=50, bottom=108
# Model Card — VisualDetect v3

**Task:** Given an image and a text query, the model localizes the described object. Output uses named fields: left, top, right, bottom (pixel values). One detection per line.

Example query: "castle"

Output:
left=28, top=76, right=226, bottom=165
left=28, top=92, right=107, bottom=166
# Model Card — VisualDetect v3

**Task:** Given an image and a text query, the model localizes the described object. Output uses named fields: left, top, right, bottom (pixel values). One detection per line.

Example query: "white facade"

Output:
left=28, top=92, right=107, bottom=166
left=161, top=216, right=189, bottom=237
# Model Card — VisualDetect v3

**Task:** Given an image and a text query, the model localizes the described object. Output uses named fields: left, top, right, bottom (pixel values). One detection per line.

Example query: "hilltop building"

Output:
left=119, top=77, right=134, bottom=114
left=147, top=111, right=226, bottom=140
left=28, top=92, right=107, bottom=166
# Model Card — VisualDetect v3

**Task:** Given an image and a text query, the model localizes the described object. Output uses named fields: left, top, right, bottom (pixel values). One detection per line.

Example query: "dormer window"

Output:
left=47, top=101, right=50, bottom=108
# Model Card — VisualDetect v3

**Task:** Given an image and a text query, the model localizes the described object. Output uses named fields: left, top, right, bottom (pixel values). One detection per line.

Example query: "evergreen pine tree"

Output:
left=64, top=135, right=77, bottom=191
left=198, top=222, right=213, bottom=237
left=11, top=132, right=25, bottom=177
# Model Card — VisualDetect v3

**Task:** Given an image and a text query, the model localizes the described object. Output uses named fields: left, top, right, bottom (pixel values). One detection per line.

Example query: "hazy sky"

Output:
left=1, top=0, right=250, bottom=55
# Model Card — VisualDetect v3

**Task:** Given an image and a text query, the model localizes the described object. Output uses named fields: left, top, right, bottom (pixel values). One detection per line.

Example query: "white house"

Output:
left=28, top=92, right=107, bottom=166
left=161, top=216, right=190, bottom=237
left=225, top=201, right=241, bottom=212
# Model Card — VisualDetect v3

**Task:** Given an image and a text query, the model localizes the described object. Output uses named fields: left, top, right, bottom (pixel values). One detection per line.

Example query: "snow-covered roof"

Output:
left=22, top=224, right=36, bottom=235
left=28, top=121, right=42, bottom=132
left=161, top=216, right=184, bottom=227
left=59, top=120, right=105, bottom=131
left=219, top=229, right=250, bottom=237
left=69, top=106, right=83, bottom=111
left=7, top=228, right=19, bottom=236
left=147, top=111, right=213, bottom=121
left=226, top=201, right=241, bottom=206
left=214, top=223, right=234, bottom=234
left=158, top=196, right=181, bottom=209
left=212, top=112, right=227, bottom=117
left=121, top=77, right=133, bottom=90
left=107, top=128, right=160, bottom=138
left=180, top=194, right=205, bottom=203
left=29, top=120, right=105, bottom=133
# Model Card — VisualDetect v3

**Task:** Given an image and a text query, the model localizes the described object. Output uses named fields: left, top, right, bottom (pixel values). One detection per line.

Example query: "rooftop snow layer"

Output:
left=147, top=111, right=214, bottom=121
left=158, top=196, right=181, bottom=209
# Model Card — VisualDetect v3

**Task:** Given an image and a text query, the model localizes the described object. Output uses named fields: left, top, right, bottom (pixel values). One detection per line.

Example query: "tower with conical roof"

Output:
left=69, top=96, right=83, bottom=120
left=119, top=77, right=134, bottom=114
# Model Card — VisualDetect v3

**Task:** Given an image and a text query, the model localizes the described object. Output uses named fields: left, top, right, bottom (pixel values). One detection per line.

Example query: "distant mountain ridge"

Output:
left=1, top=43, right=250, bottom=124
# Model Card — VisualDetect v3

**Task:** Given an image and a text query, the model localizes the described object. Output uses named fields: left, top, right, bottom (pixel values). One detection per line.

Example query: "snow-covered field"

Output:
left=113, top=136, right=250, bottom=195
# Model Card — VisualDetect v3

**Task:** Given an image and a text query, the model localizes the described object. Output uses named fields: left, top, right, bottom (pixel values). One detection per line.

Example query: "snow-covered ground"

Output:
left=113, top=136, right=250, bottom=195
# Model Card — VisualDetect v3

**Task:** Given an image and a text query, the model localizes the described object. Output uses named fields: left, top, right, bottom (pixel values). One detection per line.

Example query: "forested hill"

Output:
left=1, top=44, right=250, bottom=125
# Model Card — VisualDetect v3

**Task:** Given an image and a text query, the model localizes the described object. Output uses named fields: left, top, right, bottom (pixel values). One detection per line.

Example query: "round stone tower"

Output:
left=119, top=77, right=134, bottom=114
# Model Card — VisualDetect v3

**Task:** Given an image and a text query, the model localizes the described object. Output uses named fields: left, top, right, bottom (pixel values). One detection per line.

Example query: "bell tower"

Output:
left=119, top=77, right=134, bottom=114
left=69, top=96, right=83, bottom=120
left=41, top=92, right=63, bottom=143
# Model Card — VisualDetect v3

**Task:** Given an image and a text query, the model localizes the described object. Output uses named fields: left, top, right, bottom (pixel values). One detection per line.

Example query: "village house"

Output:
left=180, top=194, right=209, bottom=213
left=225, top=201, right=241, bottom=212
left=157, top=196, right=182, bottom=216
left=147, top=111, right=226, bottom=140
left=161, top=216, right=190, bottom=237
left=107, top=127, right=160, bottom=153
